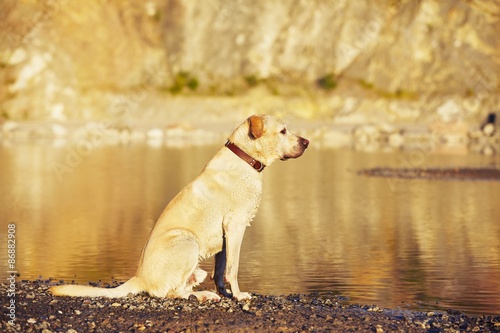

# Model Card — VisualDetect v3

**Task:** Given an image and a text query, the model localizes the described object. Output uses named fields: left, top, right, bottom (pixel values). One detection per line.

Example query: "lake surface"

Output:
left=1, top=141, right=499, bottom=315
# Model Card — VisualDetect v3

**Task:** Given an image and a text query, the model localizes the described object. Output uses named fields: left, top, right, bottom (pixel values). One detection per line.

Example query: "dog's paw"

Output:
left=195, top=291, right=221, bottom=302
left=233, top=292, right=252, bottom=301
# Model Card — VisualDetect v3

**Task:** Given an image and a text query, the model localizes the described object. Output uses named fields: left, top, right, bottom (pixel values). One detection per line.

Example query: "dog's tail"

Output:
left=49, top=276, right=144, bottom=298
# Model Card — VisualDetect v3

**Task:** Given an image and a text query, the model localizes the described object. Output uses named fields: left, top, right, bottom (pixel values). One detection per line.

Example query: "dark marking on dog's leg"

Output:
left=214, top=235, right=233, bottom=298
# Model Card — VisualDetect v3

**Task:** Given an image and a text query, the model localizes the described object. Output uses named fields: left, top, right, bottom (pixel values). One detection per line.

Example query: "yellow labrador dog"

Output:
left=50, top=115, right=309, bottom=301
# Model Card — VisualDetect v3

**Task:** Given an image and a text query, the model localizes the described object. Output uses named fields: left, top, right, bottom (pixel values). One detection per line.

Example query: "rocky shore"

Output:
left=2, top=281, right=499, bottom=333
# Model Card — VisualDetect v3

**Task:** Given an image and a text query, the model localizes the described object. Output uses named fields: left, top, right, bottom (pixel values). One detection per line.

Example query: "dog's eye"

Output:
left=280, top=128, right=287, bottom=135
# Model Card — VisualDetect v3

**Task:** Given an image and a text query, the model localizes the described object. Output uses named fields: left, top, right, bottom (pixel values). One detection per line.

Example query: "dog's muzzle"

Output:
left=281, top=137, right=309, bottom=160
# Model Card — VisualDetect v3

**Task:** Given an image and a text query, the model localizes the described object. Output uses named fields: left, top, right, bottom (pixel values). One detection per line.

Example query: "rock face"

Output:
left=0, top=0, right=499, bottom=124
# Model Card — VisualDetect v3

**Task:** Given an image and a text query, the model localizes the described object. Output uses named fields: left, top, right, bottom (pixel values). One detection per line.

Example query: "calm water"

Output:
left=1, top=141, right=499, bottom=315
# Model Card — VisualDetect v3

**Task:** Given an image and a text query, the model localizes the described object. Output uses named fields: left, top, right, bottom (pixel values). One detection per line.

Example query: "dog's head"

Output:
left=229, top=115, right=309, bottom=167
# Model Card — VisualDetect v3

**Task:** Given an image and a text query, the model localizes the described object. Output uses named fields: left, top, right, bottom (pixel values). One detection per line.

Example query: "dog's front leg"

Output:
left=225, top=224, right=251, bottom=301
left=213, top=234, right=233, bottom=298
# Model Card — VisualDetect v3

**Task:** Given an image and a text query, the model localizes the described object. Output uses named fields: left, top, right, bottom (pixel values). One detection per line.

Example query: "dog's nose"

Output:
left=300, top=138, right=309, bottom=148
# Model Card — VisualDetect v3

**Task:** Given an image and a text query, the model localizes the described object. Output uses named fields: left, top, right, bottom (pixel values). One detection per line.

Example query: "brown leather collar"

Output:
left=225, top=141, right=266, bottom=172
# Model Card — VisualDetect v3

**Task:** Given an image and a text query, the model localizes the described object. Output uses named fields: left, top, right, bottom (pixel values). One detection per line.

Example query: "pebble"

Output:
left=3, top=282, right=499, bottom=332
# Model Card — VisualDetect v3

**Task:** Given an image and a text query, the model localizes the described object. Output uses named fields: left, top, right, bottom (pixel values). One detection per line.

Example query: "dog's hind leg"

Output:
left=186, top=267, right=208, bottom=289
left=172, top=268, right=221, bottom=302
left=138, top=230, right=217, bottom=299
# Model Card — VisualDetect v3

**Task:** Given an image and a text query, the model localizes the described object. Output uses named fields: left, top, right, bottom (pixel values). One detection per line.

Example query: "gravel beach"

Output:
left=2, top=281, right=499, bottom=333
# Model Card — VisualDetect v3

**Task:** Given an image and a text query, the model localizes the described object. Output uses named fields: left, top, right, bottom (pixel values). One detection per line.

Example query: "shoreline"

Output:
left=1, top=116, right=498, bottom=152
left=2, top=281, right=499, bottom=332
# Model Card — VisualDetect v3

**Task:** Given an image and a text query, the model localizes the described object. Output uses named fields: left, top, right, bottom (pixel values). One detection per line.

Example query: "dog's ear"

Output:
left=248, top=115, right=264, bottom=139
